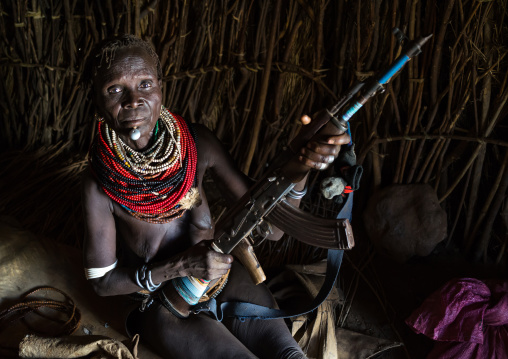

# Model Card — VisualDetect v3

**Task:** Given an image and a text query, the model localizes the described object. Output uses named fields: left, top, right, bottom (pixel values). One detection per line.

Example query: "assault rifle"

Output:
left=161, top=30, right=432, bottom=318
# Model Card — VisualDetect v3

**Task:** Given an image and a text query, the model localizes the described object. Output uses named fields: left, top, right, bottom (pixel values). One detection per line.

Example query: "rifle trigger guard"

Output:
left=252, top=221, right=273, bottom=246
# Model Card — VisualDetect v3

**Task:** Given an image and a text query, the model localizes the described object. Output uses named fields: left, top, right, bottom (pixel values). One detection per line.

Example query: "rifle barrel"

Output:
left=340, top=34, right=432, bottom=123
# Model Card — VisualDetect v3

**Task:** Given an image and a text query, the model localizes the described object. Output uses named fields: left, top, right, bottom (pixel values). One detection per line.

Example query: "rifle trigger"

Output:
left=253, top=221, right=273, bottom=245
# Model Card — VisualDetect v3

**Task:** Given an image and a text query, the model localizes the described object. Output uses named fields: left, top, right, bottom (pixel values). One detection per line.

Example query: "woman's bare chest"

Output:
left=111, top=192, right=214, bottom=262
left=113, top=207, right=191, bottom=262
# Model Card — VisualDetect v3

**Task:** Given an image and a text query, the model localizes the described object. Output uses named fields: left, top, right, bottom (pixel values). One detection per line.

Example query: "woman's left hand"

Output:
left=296, top=114, right=351, bottom=170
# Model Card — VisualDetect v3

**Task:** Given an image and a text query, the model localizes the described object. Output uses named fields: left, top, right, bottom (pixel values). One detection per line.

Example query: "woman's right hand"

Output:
left=175, top=240, right=233, bottom=280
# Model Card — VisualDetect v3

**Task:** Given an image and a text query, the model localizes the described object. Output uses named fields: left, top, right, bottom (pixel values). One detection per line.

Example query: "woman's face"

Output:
left=93, top=46, right=162, bottom=149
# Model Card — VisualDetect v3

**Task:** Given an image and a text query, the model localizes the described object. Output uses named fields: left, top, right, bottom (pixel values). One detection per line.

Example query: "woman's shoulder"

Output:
left=191, top=123, right=229, bottom=168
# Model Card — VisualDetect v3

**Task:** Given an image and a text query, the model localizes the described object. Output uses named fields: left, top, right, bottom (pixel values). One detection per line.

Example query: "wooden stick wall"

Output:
left=0, top=0, right=507, bottom=262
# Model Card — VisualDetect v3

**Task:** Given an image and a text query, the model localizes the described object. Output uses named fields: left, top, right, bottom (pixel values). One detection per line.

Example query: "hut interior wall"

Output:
left=0, top=0, right=507, bottom=266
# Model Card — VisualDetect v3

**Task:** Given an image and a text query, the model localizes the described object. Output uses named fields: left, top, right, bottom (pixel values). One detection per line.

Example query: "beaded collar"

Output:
left=89, top=106, right=198, bottom=224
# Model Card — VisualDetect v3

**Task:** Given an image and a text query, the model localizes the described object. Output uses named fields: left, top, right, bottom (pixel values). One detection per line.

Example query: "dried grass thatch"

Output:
left=1, top=0, right=508, bottom=265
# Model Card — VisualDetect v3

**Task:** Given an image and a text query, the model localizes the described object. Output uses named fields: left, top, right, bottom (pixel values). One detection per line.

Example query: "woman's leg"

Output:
left=220, top=262, right=307, bottom=359
left=127, top=301, right=258, bottom=359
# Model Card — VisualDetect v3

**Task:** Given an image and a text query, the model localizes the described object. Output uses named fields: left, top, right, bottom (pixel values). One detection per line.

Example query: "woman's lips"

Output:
left=122, top=117, right=145, bottom=127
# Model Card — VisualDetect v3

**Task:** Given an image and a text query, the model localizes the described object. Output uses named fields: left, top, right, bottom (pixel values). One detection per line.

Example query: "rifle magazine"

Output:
left=266, top=201, right=354, bottom=250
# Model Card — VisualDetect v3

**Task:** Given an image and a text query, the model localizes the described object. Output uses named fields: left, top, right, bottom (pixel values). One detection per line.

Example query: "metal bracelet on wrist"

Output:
left=287, top=184, right=308, bottom=200
left=135, top=264, right=161, bottom=292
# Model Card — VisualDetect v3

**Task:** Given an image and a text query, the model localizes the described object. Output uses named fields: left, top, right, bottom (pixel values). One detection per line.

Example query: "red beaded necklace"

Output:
left=89, top=106, right=198, bottom=223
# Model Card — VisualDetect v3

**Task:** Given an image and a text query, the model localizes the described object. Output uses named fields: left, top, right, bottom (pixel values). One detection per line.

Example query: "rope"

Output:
left=0, top=286, right=81, bottom=342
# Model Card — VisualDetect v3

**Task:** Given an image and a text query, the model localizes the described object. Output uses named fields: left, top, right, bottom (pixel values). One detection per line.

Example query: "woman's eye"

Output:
left=107, top=87, right=122, bottom=94
left=140, top=82, right=152, bottom=89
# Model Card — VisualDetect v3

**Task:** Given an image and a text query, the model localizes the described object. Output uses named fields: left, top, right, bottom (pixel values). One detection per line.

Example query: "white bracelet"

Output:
left=135, top=264, right=161, bottom=292
left=287, top=184, right=308, bottom=200
left=85, top=260, right=118, bottom=280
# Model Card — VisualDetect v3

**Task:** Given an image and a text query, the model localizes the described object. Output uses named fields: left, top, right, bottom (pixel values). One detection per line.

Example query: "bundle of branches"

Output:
left=0, top=0, right=507, bottom=265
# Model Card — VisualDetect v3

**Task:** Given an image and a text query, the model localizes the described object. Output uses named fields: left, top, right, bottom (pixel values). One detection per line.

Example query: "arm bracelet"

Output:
left=287, top=184, right=308, bottom=200
left=135, top=264, right=161, bottom=292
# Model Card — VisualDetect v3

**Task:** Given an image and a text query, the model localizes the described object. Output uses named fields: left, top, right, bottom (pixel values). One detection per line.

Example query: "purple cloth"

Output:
left=405, top=278, right=508, bottom=359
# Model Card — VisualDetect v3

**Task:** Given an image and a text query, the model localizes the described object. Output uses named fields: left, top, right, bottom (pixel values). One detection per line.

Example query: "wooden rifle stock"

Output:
left=231, top=238, right=266, bottom=285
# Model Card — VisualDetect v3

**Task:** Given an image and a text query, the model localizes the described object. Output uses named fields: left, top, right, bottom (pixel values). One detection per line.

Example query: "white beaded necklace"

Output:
left=106, top=107, right=183, bottom=175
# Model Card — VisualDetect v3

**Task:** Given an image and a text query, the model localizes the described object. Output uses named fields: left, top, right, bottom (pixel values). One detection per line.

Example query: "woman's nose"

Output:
left=122, top=89, right=143, bottom=108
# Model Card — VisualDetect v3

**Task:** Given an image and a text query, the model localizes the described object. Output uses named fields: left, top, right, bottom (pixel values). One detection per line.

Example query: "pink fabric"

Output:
left=405, top=278, right=508, bottom=359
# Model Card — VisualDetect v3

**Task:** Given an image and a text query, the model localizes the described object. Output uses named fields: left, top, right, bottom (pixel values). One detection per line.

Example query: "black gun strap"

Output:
left=224, top=248, right=343, bottom=320
left=192, top=193, right=353, bottom=321
left=191, top=249, right=342, bottom=321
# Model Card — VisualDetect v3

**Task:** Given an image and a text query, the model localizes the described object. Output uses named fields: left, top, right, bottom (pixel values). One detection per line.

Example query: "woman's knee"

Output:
left=227, top=317, right=306, bottom=359
left=220, top=261, right=277, bottom=308
left=133, top=303, right=258, bottom=359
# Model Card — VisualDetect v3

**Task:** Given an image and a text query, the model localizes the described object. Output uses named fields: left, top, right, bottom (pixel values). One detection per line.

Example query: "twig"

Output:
left=242, top=0, right=283, bottom=174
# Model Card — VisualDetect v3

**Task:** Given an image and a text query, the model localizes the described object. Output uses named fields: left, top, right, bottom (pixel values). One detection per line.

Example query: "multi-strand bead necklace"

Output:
left=89, top=106, right=198, bottom=223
